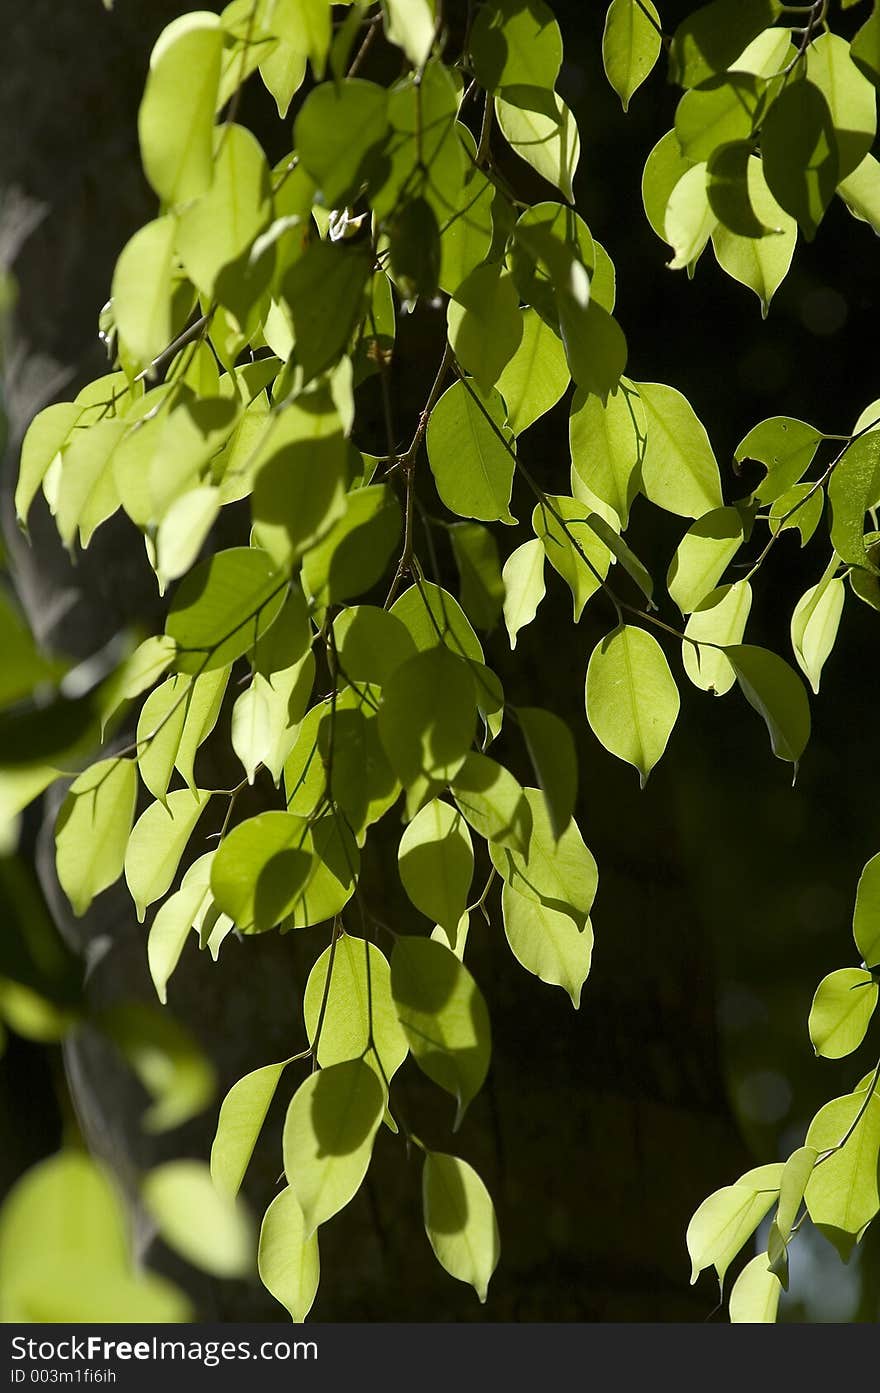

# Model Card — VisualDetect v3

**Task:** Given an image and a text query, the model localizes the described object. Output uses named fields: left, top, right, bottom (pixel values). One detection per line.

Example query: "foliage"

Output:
left=1, top=0, right=880, bottom=1323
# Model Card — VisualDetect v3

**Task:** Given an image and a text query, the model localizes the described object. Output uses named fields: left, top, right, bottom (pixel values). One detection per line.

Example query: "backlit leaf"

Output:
left=636, top=381, right=723, bottom=517
left=427, top=381, right=516, bottom=524
left=502, top=881, right=592, bottom=1008
left=391, top=936, right=490, bottom=1128
left=585, top=625, right=680, bottom=787
left=304, top=934, right=408, bottom=1083
left=258, top=1187, right=320, bottom=1323
left=399, top=799, right=474, bottom=935
left=211, top=1060, right=290, bottom=1199
left=55, top=758, right=137, bottom=917
left=726, top=645, right=811, bottom=768
left=138, top=15, right=223, bottom=205
left=124, top=787, right=210, bottom=923
left=422, top=1152, right=499, bottom=1303
left=809, top=968, right=878, bottom=1060
left=502, top=539, right=546, bottom=648
left=283, top=1059, right=384, bottom=1235
left=142, top=1160, right=254, bottom=1277
left=602, top=0, right=662, bottom=112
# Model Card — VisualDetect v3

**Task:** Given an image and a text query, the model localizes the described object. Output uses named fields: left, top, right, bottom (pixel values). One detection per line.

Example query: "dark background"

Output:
left=1, top=0, right=878, bottom=1321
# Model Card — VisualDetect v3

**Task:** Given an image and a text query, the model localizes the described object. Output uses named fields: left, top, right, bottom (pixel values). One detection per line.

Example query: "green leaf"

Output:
left=805, top=1091, right=880, bottom=1236
left=14, top=402, right=83, bottom=530
left=854, top=852, right=880, bottom=967
left=735, top=416, right=824, bottom=503
left=502, top=539, right=546, bottom=648
left=111, top=217, right=177, bottom=370
left=422, top=1151, right=499, bottom=1303
left=282, top=241, right=372, bottom=385
left=332, top=605, right=417, bottom=687
left=725, top=645, right=811, bottom=768
left=258, top=1187, right=320, bottom=1323
left=399, top=800, right=474, bottom=935
left=55, top=758, right=137, bottom=918
left=729, top=1254, right=782, bottom=1323
left=382, top=0, right=437, bottom=68
left=517, top=706, right=576, bottom=842
left=302, top=485, right=401, bottom=607
left=772, top=483, right=825, bottom=547
left=586, top=625, right=679, bottom=787
left=124, top=787, right=210, bottom=923
left=210, top=811, right=313, bottom=933
left=147, top=881, right=205, bottom=1005
left=175, top=667, right=231, bottom=792
left=837, top=153, right=880, bottom=233
left=142, top=1160, right=254, bottom=1278
left=686, top=1162, right=784, bottom=1284
left=761, top=80, right=838, bottom=241
left=664, top=162, right=717, bottom=271
left=155, top=486, right=221, bottom=592
left=852, top=1, right=880, bottom=87
left=496, top=308, right=570, bottom=435
left=636, top=381, right=723, bottom=517
left=257, top=0, right=308, bottom=116
left=602, top=0, right=661, bottom=112
left=809, top=968, right=878, bottom=1059
left=447, top=265, right=523, bottom=395
left=667, top=507, right=745, bottom=614
left=450, top=752, right=532, bottom=853
left=137, top=675, right=189, bottom=805
left=489, top=787, right=597, bottom=928
left=389, top=196, right=442, bottom=304
left=175, top=124, right=271, bottom=299
left=791, top=562, right=844, bottom=695
left=251, top=403, right=349, bottom=570
left=166, top=546, right=286, bottom=674
left=390, top=582, right=485, bottom=663
left=55, top=419, right=127, bottom=549
left=495, top=88, right=580, bottom=203
left=283, top=1059, right=385, bottom=1235
left=378, top=646, right=477, bottom=814
left=502, top=881, right=592, bottom=1008
left=294, top=79, right=388, bottom=209
left=776, top=479, right=830, bottom=544
left=669, top=0, right=783, bottom=88
left=211, top=1060, right=289, bottom=1199
left=304, top=934, right=409, bottom=1082
left=439, top=145, right=495, bottom=296
left=768, top=1144, right=818, bottom=1287
left=289, top=815, right=359, bottom=930
left=682, top=581, right=752, bottom=697
left=706, top=141, right=775, bottom=238
left=138, top=14, right=224, bottom=205
left=560, top=299, right=627, bottom=401
left=450, top=522, right=505, bottom=631
left=469, top=0, right=561, bottom=92
left=711, top=157, right=798, bottom=314
left=828, top=432, right=880, bottom=571
left=427, top=381, right=516, bottom=525
left=511, top=202, right=594, bottom=326
left=278, top=0, right=332, bottom=81
left=806, top=31, right=876, bottom=182
left=570, top=380, right=646, bottom=527
left=532, top=493, right=616, bottom=621
left=642, top=130, right=695, bottom=243
left=675, top=73, right=763, bottom=165
left=391, top=936, right=490, bottom=1128
left=0, top=1153, right=190, bottom=1323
